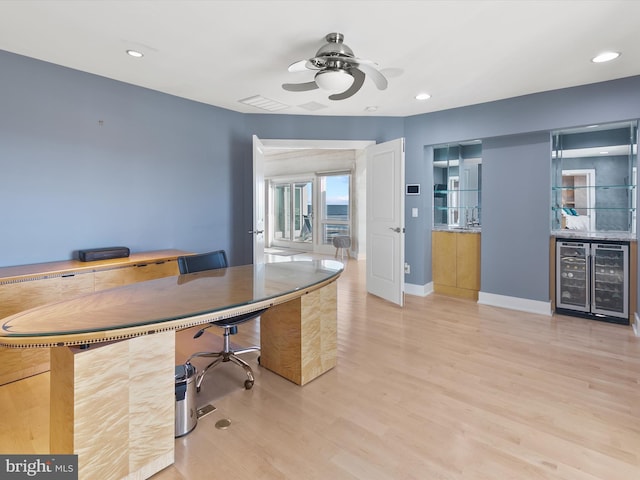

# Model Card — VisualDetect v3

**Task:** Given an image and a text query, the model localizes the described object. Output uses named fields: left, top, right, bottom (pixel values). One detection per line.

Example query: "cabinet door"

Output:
left=591, top=243, right=628, bottom=319
left=0, top=274, right=93, bottom=317
left=432, top=231, right=457, bottom=287
left=128, top=260, right=179, bottom=283
left=93, top=268, right=129, bottom=291
left=556, top=242, right=589, bottom=312
left=94, top=260, right=179, bottom=291
left=457, top=233, right=481, bottom=290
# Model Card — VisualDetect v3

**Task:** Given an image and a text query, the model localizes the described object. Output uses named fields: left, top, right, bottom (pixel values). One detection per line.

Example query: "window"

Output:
left=272, top=180, right=313, bottom=247
left=319, top=173, right=351, bottom=244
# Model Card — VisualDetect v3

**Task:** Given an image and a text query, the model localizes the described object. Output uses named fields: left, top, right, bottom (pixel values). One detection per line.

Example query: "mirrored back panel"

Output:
left=551, top=121, right=638, bottom=234
left=433, top=141, right=482, bottom=229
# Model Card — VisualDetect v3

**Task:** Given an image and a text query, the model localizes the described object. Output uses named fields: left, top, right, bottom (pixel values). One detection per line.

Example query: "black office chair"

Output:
left=178, top=250, right=265, bottom=391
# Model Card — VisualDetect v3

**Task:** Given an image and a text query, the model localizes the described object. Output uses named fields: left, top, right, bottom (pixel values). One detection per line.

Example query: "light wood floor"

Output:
left=2, top=256, right=639, bottom=479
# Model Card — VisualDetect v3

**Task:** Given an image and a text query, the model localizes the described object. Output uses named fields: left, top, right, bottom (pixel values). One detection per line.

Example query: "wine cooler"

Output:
left=556, top=239, right=629, bottom=324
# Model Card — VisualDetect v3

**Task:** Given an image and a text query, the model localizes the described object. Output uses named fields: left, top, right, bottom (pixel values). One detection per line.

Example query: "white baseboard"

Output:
left=478, top=291, right=552, bottom=316
left=404, top=281, right=433, bottom=297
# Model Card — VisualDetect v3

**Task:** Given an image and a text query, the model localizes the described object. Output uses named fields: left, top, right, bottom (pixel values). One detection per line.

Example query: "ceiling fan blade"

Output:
left=328, top=68, right=365, bottom=101
left=357, top=63, right=388, bottom=90
left=347, top=57, right=376, bottom=66
left=288, top=59, right=315, bottom=72
left=282, top=81, right=319, bottom=92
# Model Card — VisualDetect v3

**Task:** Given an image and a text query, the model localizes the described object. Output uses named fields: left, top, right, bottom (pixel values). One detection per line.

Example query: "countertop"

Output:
left=433, top=226, right=481, bottom=233
left=552, top=230, right=636, bottom=242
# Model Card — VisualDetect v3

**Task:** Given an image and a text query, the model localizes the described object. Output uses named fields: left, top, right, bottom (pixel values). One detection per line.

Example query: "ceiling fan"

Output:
left=282, top=32, right=388, bottom=101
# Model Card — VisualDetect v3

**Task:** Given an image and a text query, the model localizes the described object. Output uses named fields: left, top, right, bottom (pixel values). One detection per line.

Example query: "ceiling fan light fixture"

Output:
left=315, top=69, right=354, bottom=92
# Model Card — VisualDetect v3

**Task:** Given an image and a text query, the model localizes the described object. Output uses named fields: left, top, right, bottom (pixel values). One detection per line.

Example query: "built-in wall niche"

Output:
left=551, top=121, right=638, bottom=233
left=433, top=141, right=482, bottom=229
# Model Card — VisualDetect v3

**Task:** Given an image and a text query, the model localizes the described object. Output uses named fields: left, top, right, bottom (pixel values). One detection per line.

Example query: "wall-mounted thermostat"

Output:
left=406, top=184, right=420, bottom=195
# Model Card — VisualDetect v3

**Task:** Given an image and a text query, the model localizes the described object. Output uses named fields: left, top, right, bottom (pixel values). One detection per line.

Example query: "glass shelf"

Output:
left=435, top=206, right=483, bottom=211
left=552, top=206, right=636, bottom=211
left=552, top=184, right=635, bottom=190
left=434, top=188, right=481, bottom=193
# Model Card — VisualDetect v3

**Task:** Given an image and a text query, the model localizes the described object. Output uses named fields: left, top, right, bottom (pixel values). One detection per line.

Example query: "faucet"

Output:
left=466, top=207, right=480, bottom=227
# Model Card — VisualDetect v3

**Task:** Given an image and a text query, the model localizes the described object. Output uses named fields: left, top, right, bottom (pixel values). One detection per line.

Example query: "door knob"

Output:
left=389, top=227, right=402, bottom=233
left=248, top=230, right=264, bottom=234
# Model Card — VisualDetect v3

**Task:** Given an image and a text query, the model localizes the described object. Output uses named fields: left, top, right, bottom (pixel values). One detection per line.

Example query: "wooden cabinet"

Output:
left=94, top=258, right=180, bottom=291
left=432, top=231, right=481, bottom=300
left=0, top=273, right=96, bottom=385
left=0, top=250, right=186, bottom=385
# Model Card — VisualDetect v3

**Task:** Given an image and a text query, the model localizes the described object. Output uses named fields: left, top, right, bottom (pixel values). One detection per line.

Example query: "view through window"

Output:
left=320, top=173, right=351, bottom=244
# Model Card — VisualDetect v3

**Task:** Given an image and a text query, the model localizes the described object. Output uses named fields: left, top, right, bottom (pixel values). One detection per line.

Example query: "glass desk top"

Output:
left=0, top=259, right=343, bottom=348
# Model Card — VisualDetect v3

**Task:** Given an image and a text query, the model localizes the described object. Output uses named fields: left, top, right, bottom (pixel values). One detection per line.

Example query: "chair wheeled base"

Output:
left=178, top=250, right=265, bottom=392
left=187, top=323, right=260, bottom=391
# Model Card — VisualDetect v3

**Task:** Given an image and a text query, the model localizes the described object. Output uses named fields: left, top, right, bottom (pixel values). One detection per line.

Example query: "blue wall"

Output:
left=2, top=49, right=640, bottom=310
left=0, top=50, right=250, bottom=265
left=404, top=77, right=640, bottom=304
left=482, top=133, right=551, bottom=301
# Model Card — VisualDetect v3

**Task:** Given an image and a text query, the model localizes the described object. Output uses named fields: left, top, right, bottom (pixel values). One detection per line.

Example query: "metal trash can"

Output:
left=175, top=363, right=197, bottom=437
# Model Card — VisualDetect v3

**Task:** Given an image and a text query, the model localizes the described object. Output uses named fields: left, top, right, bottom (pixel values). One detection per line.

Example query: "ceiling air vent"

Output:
left=298, top=101, right=327, bottom=111
left=239, top=95, right=289, bottom=112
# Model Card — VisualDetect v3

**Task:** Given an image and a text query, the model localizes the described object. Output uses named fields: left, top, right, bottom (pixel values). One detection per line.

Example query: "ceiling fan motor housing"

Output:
left=315, top=32, right=354, bottom=59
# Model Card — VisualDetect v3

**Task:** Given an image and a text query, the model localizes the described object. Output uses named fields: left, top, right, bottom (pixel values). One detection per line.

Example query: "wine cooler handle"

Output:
left=589, top=248, right=595, bottom=312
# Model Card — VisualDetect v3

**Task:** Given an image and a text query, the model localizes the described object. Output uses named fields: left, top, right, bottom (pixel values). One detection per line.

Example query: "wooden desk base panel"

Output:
left=260, top=282, right=337, bottom=385
left=50, top=331, right=175, bottom=480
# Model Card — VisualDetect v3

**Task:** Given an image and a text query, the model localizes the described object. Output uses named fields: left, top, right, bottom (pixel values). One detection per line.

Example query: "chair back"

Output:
left=177, top=250, right=228, bottom=274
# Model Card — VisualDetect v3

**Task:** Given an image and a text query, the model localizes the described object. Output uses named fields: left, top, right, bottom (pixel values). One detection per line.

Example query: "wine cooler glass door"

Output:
left=591, top=243, right=628, bottom=319
left=556, top=242, right=589, bottom=312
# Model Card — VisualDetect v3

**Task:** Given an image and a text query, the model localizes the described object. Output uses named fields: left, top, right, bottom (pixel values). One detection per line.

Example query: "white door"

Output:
left=366, top=138, right=405, bottom=306
left=252, top=135, right=266, bottom=264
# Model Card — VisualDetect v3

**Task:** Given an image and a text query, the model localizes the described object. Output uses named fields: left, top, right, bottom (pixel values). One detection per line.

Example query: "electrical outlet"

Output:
left=404, top=263, right=410, bottom=274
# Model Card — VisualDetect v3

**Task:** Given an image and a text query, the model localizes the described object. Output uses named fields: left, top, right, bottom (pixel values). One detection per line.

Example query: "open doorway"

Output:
left=254, top=137, right=406, bottom=306
left=259, top=139, right=373, bottom=258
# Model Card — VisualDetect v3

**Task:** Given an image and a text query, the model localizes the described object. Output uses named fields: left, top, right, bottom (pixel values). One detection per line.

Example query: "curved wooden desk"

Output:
left=0, top=259, right=343, bottom=480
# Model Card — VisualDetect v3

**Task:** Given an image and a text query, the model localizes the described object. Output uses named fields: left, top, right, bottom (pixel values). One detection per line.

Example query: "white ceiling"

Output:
left=1, top=0, right=639, bottom=117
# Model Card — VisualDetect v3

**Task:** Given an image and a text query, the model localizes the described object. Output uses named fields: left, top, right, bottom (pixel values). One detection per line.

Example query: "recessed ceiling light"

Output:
left=591, top=51, right=620, bottom=63
left=365, top=106, right=378, bottom=112
left=415, top=93, right=431, bottom=101
left=126, top=49, right=144, bottom=58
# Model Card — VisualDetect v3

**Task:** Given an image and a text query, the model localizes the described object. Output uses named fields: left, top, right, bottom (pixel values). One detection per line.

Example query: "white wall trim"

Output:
left=634, top=312, right=639, bottom=337
left=478, top=291, right=552, bottom=316
left=405, top=281, right=434, bottom=297
left=260, top=139, right=374, bottom=151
